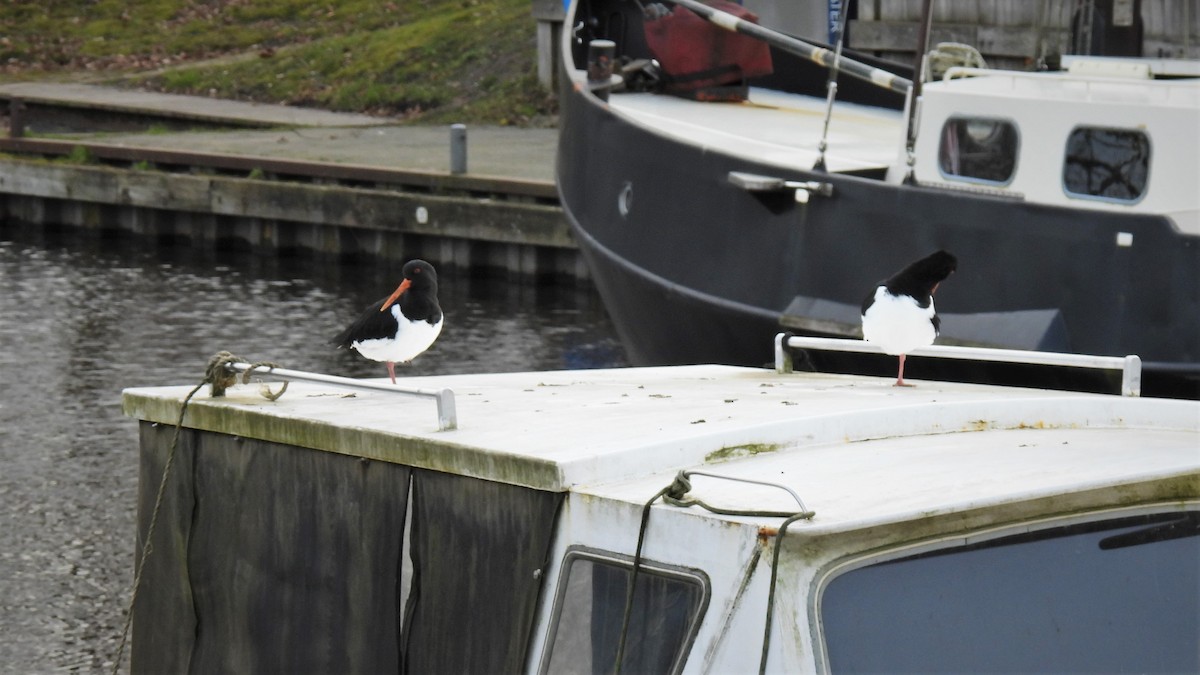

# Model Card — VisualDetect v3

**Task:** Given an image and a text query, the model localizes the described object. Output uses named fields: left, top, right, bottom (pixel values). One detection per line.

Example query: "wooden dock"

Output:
left=0, top=83, right=582, bottom=281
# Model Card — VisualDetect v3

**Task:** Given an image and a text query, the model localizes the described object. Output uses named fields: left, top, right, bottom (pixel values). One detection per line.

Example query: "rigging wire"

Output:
left=814, top=0, right=851, bottom=172
left=611, top=470, right=814, bottom=674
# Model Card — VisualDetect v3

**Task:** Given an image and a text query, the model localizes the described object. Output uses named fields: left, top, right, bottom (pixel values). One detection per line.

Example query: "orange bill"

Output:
left=380, top=279, right=412, bottom=311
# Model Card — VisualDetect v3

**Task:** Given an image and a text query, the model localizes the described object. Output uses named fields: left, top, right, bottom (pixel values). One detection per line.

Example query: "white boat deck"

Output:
left=123, top=365, right=1199, bottom=535
left=607, top=87, right=905, bottom=174
left=601, top=67, right=1200, bottom=231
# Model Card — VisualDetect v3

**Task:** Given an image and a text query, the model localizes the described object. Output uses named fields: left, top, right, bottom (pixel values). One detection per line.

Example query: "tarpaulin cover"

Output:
left=401, top=468, right=564, bottom=674
left=131, top=423, right=563, bottom=674
left=132, top=423, right=411, bottom=673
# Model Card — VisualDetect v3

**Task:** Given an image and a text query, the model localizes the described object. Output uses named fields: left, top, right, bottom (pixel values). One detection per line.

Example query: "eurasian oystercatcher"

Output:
left=860, top=250, right=957, bottom=387
left=333, top=259, right=444, bottom=383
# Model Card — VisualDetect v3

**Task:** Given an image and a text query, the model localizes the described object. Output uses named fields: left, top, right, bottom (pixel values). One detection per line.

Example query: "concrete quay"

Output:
left=0, top=83, right=577, bottom=280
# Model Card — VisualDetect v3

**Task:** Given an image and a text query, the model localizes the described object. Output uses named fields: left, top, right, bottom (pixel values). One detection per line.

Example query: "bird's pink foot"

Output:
left=387, top=361, right=397, bottom=384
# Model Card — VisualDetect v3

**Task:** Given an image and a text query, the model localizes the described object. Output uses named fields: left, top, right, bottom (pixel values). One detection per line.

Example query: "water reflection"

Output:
left=0, top=222, right=625, bottom=671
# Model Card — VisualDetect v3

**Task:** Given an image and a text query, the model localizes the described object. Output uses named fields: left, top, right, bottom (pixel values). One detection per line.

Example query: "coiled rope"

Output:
left=111, top=352, right=287, bottom=674
left=611, top=470, right=814, bottom=675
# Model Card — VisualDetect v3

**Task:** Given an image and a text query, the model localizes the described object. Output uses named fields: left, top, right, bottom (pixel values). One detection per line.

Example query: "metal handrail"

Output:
left=775, top=333, right=1142, bottom=397
left=678, top=469, right=813, bottom=517
left=226, top=361, right=457, bottom=431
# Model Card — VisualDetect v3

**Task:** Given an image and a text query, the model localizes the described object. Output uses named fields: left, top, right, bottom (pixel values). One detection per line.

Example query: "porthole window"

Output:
left=1063, top=126, right=1150, bottom=202
left=938, top=117, right=1019, bottom=184
left=541, top=548, right=709, bottom=675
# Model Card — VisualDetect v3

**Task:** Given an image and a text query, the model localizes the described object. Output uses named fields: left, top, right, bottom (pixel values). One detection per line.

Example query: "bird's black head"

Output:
left=377, top=259, right=440, bottom=314
left=908, top=250, right=957, bottom=284
left=887, top=249, right=957, bottom=299
left=403, top=259, right=438, bottom=288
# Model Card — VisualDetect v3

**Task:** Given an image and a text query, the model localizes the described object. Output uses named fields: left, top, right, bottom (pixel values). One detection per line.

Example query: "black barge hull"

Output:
left=557, top=19, right=1200, bottom=397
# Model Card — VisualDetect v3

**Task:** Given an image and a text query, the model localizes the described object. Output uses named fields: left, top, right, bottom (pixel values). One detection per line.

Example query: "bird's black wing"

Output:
left=332, top=298, right=398, bottom=347
left=860, top=283, right=883, bottom=315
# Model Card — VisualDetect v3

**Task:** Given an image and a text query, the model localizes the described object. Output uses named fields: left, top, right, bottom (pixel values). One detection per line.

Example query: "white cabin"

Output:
left=905, top=57, right=1200, bottom=235
left=123, top=359, right=1199, bottom=673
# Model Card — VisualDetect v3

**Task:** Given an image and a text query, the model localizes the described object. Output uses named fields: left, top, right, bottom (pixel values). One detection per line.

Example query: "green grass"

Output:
left=0, top=0, right=556, bottom=125
left=62, top=145, right=95, bottom=165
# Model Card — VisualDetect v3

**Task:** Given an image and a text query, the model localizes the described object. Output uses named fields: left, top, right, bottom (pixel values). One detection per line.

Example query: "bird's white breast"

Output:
left=352, top=305, right=444, bottom=363
left=861, top=286, right=938, bottom=356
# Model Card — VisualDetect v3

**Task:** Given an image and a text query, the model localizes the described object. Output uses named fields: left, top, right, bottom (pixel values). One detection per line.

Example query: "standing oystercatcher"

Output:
left=333, top=259, right=443, bottom=383
left=860, top=250, right=957, bottom=387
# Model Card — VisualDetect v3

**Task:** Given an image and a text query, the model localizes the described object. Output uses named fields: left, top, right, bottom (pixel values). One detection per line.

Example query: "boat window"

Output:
left=937, top=116, right=1018, bottom=184
left=819, top=509, right=1200, bottom=673
left=541, top=548, right=709, bottom=675
left=1063, top=126, right=1151, bottom=202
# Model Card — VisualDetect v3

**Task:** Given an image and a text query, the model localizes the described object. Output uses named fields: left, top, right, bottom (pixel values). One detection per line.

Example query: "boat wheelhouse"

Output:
left=122, top=351, right=1200, bottom=673
left=908, top=58, right=1200, bottom=231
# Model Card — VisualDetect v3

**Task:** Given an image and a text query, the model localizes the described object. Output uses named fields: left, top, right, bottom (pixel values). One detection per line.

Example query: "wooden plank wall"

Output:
left=850, top=0, right=1199, bottom=70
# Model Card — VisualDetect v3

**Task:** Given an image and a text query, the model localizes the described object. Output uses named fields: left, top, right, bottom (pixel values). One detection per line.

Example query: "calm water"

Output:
left=0, top=223, right=625, bottom=672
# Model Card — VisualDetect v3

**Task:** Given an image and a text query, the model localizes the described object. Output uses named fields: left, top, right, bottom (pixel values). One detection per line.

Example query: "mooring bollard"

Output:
left=8, top=98, right=25, bottom=138
left=587, top=39, right=616, bottom=101
left=450, top=123, right=467, bottom=175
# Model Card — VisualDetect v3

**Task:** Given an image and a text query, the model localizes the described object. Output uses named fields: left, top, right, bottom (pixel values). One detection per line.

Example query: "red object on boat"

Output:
left=643, top=0, right=773, bottom=100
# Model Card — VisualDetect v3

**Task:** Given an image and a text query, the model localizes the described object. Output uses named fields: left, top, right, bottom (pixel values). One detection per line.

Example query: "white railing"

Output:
left=774, top=333, right=1142, bottom=397
left=226, top=361, right=457, bottom=430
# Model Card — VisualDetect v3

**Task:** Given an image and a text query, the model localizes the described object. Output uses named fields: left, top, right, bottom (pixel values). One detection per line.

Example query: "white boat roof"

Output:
left=607, top=87, right=904, bottom=174
left=123, top=365, right=1199, bottom=534
left=923, top=65, right=1200, bottom=109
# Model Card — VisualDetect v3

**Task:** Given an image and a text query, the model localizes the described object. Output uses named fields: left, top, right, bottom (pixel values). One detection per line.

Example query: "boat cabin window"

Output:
left=818, top=509, right=1199, bottom=673
left=1063, top=126, right=1151, bottom=202
left=937, top=116, right=1018, bottom=184
left=541, top=548, right=709, bottom=675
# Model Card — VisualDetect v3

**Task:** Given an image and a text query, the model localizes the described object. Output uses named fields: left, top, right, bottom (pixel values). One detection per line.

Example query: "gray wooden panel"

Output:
left=132, top=422, right=412, bottom=674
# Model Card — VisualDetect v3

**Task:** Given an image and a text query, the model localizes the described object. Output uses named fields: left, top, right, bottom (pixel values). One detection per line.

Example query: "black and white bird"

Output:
left=333, top=259, right=444, bottom=384
left=860, top=250, right=957, bottom=387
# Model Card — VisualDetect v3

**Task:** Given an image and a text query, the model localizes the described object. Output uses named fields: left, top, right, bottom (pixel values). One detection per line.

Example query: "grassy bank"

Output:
left=0, top=0, right=556, bottom=126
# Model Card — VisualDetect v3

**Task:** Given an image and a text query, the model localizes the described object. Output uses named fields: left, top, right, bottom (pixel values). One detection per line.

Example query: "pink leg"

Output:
left=894, top=354, right=914, bottom=387
left=387, top=361, right=397, bottom=384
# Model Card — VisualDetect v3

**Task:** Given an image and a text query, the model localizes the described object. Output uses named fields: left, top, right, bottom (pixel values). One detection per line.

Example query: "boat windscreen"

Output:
left=819, top=510, right=1200, bottom=673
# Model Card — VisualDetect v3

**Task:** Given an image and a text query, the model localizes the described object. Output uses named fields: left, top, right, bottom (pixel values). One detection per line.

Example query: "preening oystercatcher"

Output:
left=333, top=259, right=444, bottom=383
left=860, top=250, right=957, bottom=387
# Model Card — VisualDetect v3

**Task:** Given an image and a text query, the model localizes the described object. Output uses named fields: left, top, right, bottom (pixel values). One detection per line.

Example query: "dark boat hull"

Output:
left=557, top=13, right=1200, bottom=397
left=567, top=215, right=783, bottom=367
